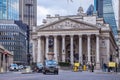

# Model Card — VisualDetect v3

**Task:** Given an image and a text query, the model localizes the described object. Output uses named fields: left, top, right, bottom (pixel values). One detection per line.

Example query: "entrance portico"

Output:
left=34, top=33, right=99, bottom=65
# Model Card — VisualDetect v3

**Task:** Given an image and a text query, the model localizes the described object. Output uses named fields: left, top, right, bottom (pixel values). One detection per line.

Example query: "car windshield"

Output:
left=11, top=64, right=18, bottom=67
left=45, top=60, right=57, bottom=66
left=37, top=63, right=43, bottom=67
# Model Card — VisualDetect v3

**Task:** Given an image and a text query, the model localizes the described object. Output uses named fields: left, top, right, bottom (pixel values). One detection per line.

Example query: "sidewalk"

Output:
left=0, top=70, right=11, bottom=74
left=94, top=70, right=120, bottom=75
left=66, top=69, right=120, bottom=75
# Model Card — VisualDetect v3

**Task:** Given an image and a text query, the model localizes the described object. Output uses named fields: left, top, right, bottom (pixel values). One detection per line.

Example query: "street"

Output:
left=0, top=70, right=120, bottom=80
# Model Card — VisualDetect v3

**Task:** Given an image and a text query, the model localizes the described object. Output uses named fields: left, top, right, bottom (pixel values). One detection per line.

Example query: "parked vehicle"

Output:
left=42, top=60, right=59, bottom=74
left=9, top=64, right=19, bottom=71
left=36, top=63, right=43, bottom=72
left=18, top=65, right=24, bottom=70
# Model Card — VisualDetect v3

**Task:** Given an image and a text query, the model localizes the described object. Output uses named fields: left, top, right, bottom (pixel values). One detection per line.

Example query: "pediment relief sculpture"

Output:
left=39, top=18, right=99, bottom=31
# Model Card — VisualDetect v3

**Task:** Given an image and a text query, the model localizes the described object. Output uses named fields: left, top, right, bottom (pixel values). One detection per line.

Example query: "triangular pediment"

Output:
left=39, top=18, right=99, bottom=31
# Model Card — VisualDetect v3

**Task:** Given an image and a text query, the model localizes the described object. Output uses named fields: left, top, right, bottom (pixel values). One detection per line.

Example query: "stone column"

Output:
left=1, top=54, right=3, bottom=72
left=6, top=55, right=8, bottom=72
left=54, top=36, right=58, bottom=61
left=62, top=35, right=66, bottom=62
left=37, top=36, right=42, bottom=63
left=41, top=37, right=45, bottom=63
left=3, top=54, right=6, bottom=72
left=0, top=54, right=1, bottom=72
left=87, top=35, right=91, bottom=63
left=45, top=36, right=49, bottom=60
left=106, top=38, right=110, bottom=63
left=8, top=55, right=10, bottom=66
left=96, top=35, right=100, bottom=69
left=79, top=35, right=82, bottom=64
left=70, top=35, right=74, bottom=64
left=32, top=39, right=36, bottom=62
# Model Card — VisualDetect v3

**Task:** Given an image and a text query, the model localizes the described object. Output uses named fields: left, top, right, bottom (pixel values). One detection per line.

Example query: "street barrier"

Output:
left=73, top=63, right=80, bottom=72
left=108, top=62, right=116, bottom=67
left=83, top=65, right=86, bottom=71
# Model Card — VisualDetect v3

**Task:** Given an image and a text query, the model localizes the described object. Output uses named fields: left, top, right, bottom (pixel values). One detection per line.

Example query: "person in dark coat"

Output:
left=91, top=63, right=94, bottom=72
left=103, top=63, right=107, bottom=72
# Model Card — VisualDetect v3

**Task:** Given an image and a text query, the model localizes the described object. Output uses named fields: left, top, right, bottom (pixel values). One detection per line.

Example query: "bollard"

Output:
left=83, top=65, right=86, bottom=71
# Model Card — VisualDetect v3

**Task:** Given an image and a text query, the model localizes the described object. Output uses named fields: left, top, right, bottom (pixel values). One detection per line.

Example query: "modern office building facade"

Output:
left=118, top=0, right=120, bottom=62
left=0, top=0, right=19, bottom=20
left=86, top=4, right=94, bottom=15
left=94, top=0, right=103, bottom=18
left=19, top=0, right=37, bottom=64
left=0, top=0, right=36, bottom=64
left=19, top=0, right=37, bottom=28
left=118, top=0, right=120, bottom=29
left=0, top=0, right=37, bottom=27
left=94, top=0, right=118, bottom=37
left=0, top=20, right=28, bottom=64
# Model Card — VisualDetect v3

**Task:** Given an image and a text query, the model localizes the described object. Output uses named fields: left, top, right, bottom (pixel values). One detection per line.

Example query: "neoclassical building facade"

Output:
left=32, top=8, right=118, bottom=69
left=0, top=45, right=13, bottom=73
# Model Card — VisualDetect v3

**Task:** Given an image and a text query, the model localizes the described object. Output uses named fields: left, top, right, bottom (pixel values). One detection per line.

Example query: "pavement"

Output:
left=94, top=70, right=120, bottom=75
left=1, top=69, right=120, bottom=75
left=60, top=69, right=120, bottom=75
left=0, top=70, right=120, bottom=80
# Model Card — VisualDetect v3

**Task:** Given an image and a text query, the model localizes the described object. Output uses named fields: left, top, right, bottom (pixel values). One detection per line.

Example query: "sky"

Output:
left=112, top=0, right=119, bottom=27
left=37, top=0, right=94, bottom=25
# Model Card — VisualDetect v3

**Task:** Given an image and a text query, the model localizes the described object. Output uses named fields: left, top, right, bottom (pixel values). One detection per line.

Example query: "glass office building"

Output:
left=103, top=0, right=118, bottom=36
left=0, top=0, right=37, bottom=64
left=0, top=20, right=28, bottom=64
left=0, top=0, right=19, bottom=20
left=0, top=0, right=32, bottom=64
left=86, top=4, right=94, bottom=15
left=94, top=0, right=118, bottom=37
left=94, top=0, right=103, bottom=18
left=19, top=0, right=37, bottom=27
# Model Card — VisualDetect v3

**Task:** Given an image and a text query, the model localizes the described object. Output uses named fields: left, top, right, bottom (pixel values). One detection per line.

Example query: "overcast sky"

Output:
left=37, top=0, right=94, bottom=25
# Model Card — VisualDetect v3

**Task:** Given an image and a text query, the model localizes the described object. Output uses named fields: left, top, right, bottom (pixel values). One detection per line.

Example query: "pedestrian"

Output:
left=115, top=63, right=117, bottom=73
left=91, top=63, right=94, bottom=72
left=103, top=63, right=107, bottom=72
left=87, top=63, right=91, bottom=71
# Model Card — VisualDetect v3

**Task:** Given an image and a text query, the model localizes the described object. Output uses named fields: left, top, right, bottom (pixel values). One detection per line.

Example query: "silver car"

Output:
left=9, top=64, right=19, bottom=71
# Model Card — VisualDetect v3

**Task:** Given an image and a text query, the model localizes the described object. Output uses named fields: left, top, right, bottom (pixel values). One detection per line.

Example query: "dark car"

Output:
left=42, top=60, right=59, bottom=74
left=32, top=63, right=43, bottom=73
left=36, top=63, right=43, bottom=73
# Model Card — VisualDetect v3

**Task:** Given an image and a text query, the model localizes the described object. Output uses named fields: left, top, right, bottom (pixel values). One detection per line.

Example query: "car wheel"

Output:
left=54, top=71, right=58, bottom=75
left=43, top=71, right=46, bottom=74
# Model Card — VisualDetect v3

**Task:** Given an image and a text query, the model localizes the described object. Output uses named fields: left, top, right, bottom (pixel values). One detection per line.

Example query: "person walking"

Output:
left=103, top=63, right=107, bottom=72
left=91, top=63, right=94, bottom=72
left=87, top=63, right=91, bottom=72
